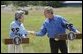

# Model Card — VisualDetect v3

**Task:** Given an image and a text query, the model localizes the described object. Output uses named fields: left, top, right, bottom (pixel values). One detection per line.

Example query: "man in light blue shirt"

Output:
left=9, top=10, right=28, bottom=53
left=9, top=10, right=28, bottom=39
left=28, top=7, right=80, bottom=53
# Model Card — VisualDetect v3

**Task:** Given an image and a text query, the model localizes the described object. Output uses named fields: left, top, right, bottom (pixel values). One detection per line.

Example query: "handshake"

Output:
left=28, top=31, right=36, bottom=35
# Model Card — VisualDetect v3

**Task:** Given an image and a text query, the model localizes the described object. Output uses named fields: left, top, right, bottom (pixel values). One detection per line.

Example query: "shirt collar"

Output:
left=48, top=16, right=55, bottom=22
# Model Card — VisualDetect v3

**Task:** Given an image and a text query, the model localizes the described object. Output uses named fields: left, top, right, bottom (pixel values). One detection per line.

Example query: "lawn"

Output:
left=1, top=7, right=82, bottom=53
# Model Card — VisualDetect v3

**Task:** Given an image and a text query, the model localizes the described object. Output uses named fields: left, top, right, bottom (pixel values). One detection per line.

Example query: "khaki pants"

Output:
left=8, top=44, right=23, bottom=53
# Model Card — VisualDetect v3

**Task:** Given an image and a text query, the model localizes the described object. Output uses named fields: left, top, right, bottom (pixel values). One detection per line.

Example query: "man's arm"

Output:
left=21, top=24, right=28, bottom=37
left=36, top=24, right=47, bottom=36
left=28, top=23, right=47, bottom=36
left=9, top=23, right=16, bottom=39
left=61, top=17, right=80, bottom=33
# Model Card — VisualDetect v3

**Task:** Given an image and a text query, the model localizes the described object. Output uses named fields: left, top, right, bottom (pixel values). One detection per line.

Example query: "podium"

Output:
left=54, top=33, right=82, bottom=40
left=4, top=38, right=29, bottom=44
left=4, top=37, right=29, bottom=53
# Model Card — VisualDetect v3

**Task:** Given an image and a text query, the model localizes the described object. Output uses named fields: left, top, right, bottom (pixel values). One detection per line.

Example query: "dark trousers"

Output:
left=49, top=38, right=68, bottom=53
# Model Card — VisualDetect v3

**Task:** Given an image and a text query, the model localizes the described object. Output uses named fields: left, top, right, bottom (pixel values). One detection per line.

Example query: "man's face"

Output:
left=19, top=15, right=24, bottom=23
left=44, top=10, right=53, bottom=19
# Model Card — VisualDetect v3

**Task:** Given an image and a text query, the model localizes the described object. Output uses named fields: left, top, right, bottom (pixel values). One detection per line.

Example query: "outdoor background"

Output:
left=1, top=1, right=82, bottom=53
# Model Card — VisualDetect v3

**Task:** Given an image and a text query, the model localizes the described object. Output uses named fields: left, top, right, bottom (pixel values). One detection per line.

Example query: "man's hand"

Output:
left=28, top=31, right=36, bottom=35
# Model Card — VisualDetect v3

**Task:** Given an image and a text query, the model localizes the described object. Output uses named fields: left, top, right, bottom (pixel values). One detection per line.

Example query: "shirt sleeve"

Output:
left=9, top=23, right=16, bottom=39
left=36, top=23, right=47, bottom=36
left=21, top=24, right=28, bottom=37
left=61, top=17, right=78, bottom=32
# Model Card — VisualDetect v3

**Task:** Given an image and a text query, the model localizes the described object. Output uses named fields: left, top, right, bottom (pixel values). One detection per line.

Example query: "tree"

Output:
left=43, top=1, right=62, bottom=7
left=1, top=1, right=63, bottom=8
left=13, top=1, right=28, bottom=7
left=1, top=1, right=12, bottom=6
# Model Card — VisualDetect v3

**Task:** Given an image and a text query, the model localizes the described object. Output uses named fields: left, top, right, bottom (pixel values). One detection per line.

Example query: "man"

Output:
left=28, top=7, right=80, bottom=53
left=9, top=10, right=28, bottom=53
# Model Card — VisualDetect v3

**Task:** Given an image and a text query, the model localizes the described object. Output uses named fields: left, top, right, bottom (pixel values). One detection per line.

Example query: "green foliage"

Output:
left=1, top=1, right=63, bottom=7
left=12, top=1, right=28, bottom=7
left=1, top=1, right=12, bottom=5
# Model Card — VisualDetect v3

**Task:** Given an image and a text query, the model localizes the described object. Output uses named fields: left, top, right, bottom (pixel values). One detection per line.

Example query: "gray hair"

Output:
left=44, top=7, right=53, bottom=14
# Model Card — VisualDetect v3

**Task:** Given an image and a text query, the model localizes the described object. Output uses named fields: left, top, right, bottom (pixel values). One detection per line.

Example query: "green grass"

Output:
left=1, top=7, right=82, bottom=53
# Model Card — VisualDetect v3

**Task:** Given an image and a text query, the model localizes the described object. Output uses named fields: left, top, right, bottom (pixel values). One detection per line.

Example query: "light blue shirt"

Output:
left=9, top=20, right=28, bottom=38
left=36, top=15, right=77, bottom=38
